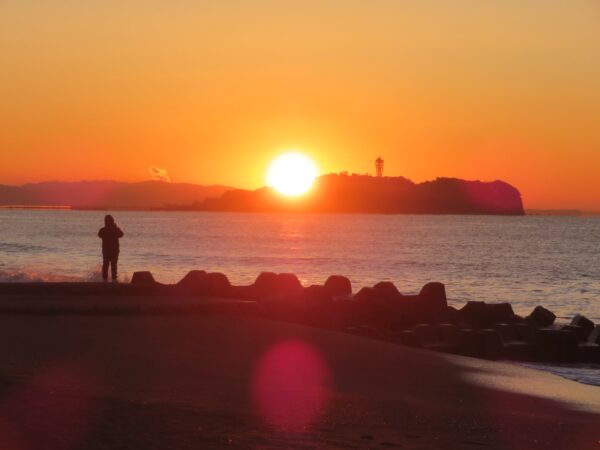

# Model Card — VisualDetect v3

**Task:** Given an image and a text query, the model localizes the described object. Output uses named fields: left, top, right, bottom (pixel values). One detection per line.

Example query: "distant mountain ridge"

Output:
left=201, top=174, right=525, bottom=215
left=0, top=175, right=524, bottom=215
left=0, top=180, right=232, bottom=209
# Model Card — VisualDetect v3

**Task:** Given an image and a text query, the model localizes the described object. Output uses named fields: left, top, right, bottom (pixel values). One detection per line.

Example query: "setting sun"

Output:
left=267, top=152, right=318, bottom=196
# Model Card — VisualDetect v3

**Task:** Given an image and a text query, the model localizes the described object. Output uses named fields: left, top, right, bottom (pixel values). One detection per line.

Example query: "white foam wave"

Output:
left=521, top=363, right=600, bottom=387
left=0, top=267, right=130, bottom=283
left=0, top=268, right=79, bottom=283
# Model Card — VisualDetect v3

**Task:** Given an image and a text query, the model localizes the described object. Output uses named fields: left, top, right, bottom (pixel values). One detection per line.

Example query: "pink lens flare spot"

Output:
left=251, top=340, right=333, bottom=432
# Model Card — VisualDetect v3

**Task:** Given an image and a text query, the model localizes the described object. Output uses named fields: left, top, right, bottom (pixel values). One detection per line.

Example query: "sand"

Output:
left=0, top=296, right=597, bottom=449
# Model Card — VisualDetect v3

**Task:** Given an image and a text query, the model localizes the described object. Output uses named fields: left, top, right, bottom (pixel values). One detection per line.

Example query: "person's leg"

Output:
left=102, top=255, right=109, bottom=281
left=111, top=254, right=118, bottom=281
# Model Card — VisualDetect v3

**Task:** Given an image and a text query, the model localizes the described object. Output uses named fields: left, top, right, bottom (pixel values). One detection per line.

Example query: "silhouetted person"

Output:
left=98, top=215, right=124, bottom=282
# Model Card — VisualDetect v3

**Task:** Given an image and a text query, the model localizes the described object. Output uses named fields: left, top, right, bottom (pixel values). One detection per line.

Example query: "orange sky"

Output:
left=1, top=1, right=599, bottom=210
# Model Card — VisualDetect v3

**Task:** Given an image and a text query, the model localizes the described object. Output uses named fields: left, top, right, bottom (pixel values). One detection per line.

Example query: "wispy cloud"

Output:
left=147, top=166, right=171, bottom=182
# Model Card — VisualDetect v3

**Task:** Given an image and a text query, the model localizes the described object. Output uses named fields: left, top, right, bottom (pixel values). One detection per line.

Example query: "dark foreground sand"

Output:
left=0, top=304, right=597, bottom=449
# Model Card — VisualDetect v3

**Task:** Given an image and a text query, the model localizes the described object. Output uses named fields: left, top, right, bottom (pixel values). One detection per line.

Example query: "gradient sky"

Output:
left=1, top=1, right=599, bottom=209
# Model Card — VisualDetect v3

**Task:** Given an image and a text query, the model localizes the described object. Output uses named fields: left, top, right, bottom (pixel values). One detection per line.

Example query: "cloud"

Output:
left=147, top=166, right=171, bottom=182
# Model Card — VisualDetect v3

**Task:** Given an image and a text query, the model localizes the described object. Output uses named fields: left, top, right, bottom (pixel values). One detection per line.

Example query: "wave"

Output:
left=0, top=243, right=51, bottom=253
left=0, top=267, right=115, bottom=283
left=521, top=362, right=600, bottom=387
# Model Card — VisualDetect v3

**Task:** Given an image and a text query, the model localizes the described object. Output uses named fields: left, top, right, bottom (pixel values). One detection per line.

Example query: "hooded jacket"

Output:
left=98, top=223, right=124, bottom=256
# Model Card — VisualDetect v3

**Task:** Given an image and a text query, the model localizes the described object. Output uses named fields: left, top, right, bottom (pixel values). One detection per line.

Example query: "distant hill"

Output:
left=0, top=176, right=524, bottom=214
left=0, top=181, right=232, bottom=209
left=201, top=174, right=525, bottom=215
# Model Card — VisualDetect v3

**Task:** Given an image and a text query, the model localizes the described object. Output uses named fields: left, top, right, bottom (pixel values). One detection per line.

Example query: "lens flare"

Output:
left=251, top=340, right=332, bottom=432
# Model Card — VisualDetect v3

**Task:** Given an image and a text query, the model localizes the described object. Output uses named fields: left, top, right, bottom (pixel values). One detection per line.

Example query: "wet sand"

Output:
left=0, top=299, right=597, bottom=449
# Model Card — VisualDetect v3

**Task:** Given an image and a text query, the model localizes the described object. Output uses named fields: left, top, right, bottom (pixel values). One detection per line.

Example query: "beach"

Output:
left=0, top=292, right=597, bottom=449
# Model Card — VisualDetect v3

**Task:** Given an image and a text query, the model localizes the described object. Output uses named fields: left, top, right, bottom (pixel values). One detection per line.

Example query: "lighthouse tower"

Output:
left=375, top=157, right=384, bottom=177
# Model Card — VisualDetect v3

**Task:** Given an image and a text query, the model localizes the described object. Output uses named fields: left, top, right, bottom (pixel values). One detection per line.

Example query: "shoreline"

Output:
left=518, top=361, right=600, bottom=387
left=0, top=278, right=599, bottom=386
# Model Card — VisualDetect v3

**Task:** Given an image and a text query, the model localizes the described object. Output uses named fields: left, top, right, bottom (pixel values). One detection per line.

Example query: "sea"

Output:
left=1, top=209, right=599, bottom=385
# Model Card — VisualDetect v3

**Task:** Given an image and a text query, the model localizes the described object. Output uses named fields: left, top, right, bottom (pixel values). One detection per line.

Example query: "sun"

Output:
left=267, top=152, right=318, bottom=196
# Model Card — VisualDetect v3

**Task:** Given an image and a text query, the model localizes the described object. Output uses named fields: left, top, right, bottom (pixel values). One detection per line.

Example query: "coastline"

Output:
left=1, top=279, right=598, bottom=364
left=519, top=361, right=600, bottom=387
left=0, top=293, right=597, bottom=386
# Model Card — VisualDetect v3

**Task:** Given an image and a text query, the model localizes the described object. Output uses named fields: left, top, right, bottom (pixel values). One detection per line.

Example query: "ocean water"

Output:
left=1, top=209, right=599, bottom=320
left=1, top=209, right=599, bottom=386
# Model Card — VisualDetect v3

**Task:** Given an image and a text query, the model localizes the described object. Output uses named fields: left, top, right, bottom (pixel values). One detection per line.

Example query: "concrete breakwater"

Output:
left=1, top=270, right=599, bottom=364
